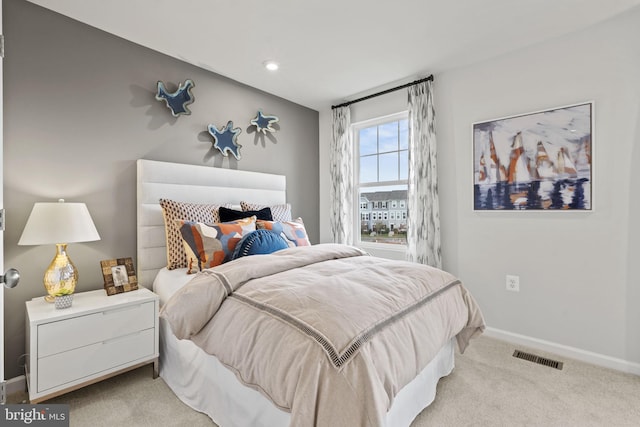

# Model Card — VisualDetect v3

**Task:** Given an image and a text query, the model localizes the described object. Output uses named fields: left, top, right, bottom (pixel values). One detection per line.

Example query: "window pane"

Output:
left=359, top=127, right=377, bottom=156
left=379, top=152, right=398, bottom=182
left=399, top=150, right=408, bottom=180
left=360, top=155, right=377, bottom=183
left=399, top=119, right=409, bottom=150
left=378, top=122, right=398, bottom=153
left=355, top=115, right=408, bottom=246
left=358, top=186, right=407, bottom=245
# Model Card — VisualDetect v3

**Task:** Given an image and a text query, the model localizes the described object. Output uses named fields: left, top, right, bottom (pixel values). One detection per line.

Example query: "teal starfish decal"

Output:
left=208, top=121, right=242, bottom=160
left=251, top=110, right=279, bottom=134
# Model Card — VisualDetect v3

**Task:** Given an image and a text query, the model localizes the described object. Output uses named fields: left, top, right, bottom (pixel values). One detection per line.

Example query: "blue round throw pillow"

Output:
left=231, top=229, right=290, bottom=260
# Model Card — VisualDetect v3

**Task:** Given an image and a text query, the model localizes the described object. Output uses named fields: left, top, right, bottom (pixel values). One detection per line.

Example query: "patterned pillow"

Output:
left=160, top=199, right=230, bottom=270
left=219, top=206, right=273, bottom=222
left=231, top=229, right=289, bottom=260
left=240, top=201, right=292, bottom=222
left=176, top=216, right=257, bottom=274
left=256, top=217, right=311, bottom=247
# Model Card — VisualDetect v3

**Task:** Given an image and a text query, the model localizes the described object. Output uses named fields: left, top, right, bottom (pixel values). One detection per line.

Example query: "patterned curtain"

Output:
left=329, top=106, right=354, bottom=245
left=406, top=80, right=442, bottom=268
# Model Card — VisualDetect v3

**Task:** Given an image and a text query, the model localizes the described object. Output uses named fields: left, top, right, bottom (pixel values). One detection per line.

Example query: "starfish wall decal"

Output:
left=208, top=121, right=243, bottom=160
left=251, top=110, right=279, bottom=134
left=156, top=79, right=195, bottom=116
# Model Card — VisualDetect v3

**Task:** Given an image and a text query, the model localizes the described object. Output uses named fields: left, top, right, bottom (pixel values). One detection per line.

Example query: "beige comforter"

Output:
left=161, top=243, right=485, bottom=427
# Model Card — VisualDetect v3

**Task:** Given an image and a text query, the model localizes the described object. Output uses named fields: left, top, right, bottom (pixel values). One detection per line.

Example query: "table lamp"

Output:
left=18, top=199, right=100, bottom=307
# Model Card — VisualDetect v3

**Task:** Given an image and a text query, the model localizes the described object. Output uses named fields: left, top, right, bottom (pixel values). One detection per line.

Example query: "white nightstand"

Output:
left=25, top=287, right=159, bottom=403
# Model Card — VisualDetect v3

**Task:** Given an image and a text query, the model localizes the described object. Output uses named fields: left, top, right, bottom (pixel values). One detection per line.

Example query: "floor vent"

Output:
left=513, top=350, right=563, bottom=370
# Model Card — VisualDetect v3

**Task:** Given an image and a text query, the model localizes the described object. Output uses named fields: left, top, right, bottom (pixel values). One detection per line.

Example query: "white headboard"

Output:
left=136, top=159, right=287, bottom=288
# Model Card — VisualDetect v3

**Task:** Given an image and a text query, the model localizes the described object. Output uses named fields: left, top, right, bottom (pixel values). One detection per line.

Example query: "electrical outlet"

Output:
left=506, top=275, right=520, bottom=292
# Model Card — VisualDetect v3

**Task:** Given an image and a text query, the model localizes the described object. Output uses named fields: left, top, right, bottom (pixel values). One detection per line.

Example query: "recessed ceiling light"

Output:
left=263, top=60, right=279, bottom=71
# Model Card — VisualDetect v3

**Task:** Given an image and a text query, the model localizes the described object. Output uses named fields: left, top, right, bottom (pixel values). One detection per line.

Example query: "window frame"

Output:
left=352, top=111, right=409, bottom=252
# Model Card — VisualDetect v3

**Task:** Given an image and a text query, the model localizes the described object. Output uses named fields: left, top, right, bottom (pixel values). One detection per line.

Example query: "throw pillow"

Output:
left=160, top=199, right=229, bottom=270
left=176, top=216, right=256, bottom=274
left=231, top=229, right=290, bottom=260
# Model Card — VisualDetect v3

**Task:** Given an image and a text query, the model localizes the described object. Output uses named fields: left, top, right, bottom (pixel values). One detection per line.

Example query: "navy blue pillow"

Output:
left=219, top=206, right=273, bottom=222
left=231, top=229, right=289, bottom=260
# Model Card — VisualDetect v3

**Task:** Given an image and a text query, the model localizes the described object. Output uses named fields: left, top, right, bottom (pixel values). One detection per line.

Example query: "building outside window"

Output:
left=354, top=112, right=408, bottom=245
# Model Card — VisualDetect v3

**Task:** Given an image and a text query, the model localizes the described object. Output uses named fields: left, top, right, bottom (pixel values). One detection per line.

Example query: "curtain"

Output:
left=406, top=80, right=442, bottom=268
left=329, top=106, right=354, bottom=245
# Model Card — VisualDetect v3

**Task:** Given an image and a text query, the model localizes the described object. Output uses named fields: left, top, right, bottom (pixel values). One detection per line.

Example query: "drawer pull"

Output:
left=102, top=304, right=143, bottom=316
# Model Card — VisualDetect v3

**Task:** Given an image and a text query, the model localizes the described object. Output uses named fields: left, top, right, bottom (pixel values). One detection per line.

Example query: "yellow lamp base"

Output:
left=43, top=243, right=78, bottom=303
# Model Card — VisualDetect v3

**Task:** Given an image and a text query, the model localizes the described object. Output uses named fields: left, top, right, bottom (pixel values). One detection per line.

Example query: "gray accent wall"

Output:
left=319, top=7, right=640, bottom=369
left=3, top=0, right=319, bottom=379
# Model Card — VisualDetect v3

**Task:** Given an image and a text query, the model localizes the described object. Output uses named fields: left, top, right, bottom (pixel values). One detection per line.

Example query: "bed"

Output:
left=136, top=158, right=484, bottom=427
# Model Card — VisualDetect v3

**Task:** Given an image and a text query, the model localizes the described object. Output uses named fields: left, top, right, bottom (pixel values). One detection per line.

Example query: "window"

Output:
left=354, top=112, right=408, bottom=246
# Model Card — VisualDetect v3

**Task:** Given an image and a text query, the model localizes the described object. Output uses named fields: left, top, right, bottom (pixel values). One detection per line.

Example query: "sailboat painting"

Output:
left=473, top=102, right=593, bottom=211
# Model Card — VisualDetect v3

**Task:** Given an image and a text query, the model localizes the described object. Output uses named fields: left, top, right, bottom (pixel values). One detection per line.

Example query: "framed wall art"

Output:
left=473, top=101, right=593, bottom=211
left=101, top=257, right=139, bottom=295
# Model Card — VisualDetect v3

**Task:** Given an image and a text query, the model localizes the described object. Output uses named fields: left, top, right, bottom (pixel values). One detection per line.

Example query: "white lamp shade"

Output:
left=18, top=200, right=101, bottom=245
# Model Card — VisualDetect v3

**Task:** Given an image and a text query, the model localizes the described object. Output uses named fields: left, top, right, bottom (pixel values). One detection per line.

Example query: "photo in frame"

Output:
left=101, top=257, right=139, bottom=295
left=473, top=102, right=593, bottom=211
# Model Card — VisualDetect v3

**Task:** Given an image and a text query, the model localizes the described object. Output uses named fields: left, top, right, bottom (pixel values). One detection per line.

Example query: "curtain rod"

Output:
left=331, top=74, right=433, bottom=110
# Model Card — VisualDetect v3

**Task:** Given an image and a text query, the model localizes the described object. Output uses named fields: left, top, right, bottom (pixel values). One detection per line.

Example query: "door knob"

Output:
left=1, top=268, right=20, bottom=289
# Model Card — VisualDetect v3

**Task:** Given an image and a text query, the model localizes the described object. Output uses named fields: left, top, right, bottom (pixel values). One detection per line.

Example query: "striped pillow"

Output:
left=240, top=201, right=292, bottom=222
left=176, top=216, right=257, bottom=274
left=160, top=199, right=230, bottom=270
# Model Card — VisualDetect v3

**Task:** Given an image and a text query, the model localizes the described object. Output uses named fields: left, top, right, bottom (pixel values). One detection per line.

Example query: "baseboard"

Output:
left=6, top=375, right=26, bottom=397
left=484, top=327, right=640, bottom=376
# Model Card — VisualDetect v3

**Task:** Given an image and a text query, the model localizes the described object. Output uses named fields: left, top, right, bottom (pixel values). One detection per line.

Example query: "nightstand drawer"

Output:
left=37, top=327, right=155, bottom=392
left=38, top=301, right=155, bottom=357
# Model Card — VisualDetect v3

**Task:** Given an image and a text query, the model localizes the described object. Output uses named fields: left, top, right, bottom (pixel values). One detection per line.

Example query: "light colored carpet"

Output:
left=413, top=336, right=640, bottom=426
left=9, top=335, right=640, bottom=426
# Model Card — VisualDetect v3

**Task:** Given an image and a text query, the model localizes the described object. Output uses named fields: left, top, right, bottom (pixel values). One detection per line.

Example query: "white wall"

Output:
left=320, top=8, right=640, bottom=369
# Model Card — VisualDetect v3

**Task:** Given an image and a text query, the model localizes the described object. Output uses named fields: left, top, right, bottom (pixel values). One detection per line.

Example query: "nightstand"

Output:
left=25, top=287, right=159, bottom=403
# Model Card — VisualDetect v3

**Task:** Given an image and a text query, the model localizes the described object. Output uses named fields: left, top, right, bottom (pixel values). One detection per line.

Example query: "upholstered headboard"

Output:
left=136, top=159, right=287, bottom=288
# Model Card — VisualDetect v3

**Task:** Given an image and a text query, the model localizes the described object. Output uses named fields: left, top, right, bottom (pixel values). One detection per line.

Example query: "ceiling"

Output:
left=26, top=0, right=640, bottom=111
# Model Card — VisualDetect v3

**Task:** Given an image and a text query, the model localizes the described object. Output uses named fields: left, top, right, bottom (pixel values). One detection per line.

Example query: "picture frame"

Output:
left=472, top=101, right=593, bottom=211
left=101, top=257, right=139, bottom=296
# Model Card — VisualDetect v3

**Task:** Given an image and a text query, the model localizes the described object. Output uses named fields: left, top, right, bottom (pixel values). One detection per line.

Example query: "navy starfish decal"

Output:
left=155, top=79, right=195, bottom=116
left=208, top=121, right=243, bottom=160
left=251, top=110, right=279, bottom=134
